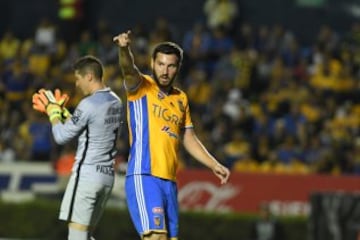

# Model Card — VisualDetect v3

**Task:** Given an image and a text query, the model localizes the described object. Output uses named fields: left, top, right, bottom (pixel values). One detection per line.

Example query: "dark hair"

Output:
left=73, top=55, right=104, bottom=80
left=152, top=42, right=183, bottom=65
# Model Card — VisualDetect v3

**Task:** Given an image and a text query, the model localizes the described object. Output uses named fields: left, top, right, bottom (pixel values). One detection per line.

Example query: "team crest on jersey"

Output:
left=177, top=100, right=185, bottom=112
left=157, top=91, right=165, bottom=100
left=71, top=109, right=83, bottom=124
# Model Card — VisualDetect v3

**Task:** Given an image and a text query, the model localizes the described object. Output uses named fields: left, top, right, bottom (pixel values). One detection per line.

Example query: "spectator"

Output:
left=0, top=30, right=20, bottom=63
left=207, top=26, right=234, bottom=77
left=1, top=58, right=33, bottom=111
left=33, top=18, right=57, bottom=55
left=53, top=143, right=76, bottom=192
left=203, top=0, right=238, bottom=33
left=19, top=111, right=53, bottom=162
left=223, top=131, right=251, bottom=168
left=0, top=139, right=16, bottom=163
left=77, top=30, right=97, bottom=56
left=250, top=203, right=285, bottom=240
left=96, top=31, right=118, bottom=65
left=186, top=67, right=212, bottom=115
left=182, top=22, right=211, bottom=73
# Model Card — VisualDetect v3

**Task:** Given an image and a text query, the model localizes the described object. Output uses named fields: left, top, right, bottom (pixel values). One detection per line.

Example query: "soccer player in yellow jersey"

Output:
left=113, top=30, right=230, bottom=240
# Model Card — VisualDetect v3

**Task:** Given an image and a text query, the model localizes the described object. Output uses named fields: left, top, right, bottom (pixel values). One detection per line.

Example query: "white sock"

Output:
left=68, top=227, right=89, bottom=240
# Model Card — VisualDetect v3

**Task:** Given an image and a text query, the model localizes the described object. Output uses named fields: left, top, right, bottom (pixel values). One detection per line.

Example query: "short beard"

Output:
left=152, top=69, right=175, bottom=91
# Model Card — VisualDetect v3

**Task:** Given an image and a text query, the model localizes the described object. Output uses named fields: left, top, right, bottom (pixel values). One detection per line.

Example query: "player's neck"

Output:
left=90, top=82, right=106, bottom=95
left=159, top=85, right=173, bottom=95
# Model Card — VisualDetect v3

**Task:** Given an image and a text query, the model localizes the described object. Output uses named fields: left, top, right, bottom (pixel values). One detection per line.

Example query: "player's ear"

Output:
left=86, top=72, right=93, bottom=82
left=150, top=59, right=154, bottom=69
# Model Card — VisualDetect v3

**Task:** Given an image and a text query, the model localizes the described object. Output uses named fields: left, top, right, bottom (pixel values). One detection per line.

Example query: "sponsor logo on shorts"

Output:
left=152, top=207, right=164, bottom=214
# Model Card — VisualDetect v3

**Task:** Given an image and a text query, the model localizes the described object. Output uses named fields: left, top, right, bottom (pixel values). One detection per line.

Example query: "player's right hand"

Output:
left=113, top=30, right=131, bottom=47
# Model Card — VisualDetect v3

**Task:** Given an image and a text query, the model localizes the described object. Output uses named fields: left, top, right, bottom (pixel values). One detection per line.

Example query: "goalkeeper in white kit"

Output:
left=32, top=55, right=124, bottom=240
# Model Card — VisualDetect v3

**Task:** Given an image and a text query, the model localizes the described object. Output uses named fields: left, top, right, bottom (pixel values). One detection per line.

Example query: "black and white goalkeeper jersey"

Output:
left=52, top=87, right=123, bottom=186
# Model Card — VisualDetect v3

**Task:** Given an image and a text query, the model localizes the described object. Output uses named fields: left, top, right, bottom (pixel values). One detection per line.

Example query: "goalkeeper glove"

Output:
left=32, top=88, right=55, bottom=113
left=54, top=88, right=71, bottom=121
left=37, top=89, right=62, bottom=122
left=32, top=88, right=71, bottom=122
left=46, top=103, right=62, bottom=122
left=54, top=88, right=69, bottom=108
left=32, top=92, right=47, bottom=113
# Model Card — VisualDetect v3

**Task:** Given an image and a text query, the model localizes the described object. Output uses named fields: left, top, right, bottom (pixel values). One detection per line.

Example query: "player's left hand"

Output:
left=212, top=163, right=230, bottom=184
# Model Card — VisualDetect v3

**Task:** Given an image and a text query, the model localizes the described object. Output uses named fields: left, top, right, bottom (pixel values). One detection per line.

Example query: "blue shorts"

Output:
left=125, top=174, right=178, bottom=239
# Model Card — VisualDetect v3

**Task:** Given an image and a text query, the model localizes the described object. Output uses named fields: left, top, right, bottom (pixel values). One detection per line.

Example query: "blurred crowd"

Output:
left=1, top=0, right=360, bottom=176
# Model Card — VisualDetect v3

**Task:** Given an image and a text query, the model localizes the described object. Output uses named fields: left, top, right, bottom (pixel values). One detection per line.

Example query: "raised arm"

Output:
left=113, top=30, right=143, bottom=90
left=183, top=128, right=230, bottom=184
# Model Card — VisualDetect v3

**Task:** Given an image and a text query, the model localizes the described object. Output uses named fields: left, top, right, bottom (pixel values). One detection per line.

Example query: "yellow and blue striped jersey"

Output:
left=126, top=74, right=193, bottom=181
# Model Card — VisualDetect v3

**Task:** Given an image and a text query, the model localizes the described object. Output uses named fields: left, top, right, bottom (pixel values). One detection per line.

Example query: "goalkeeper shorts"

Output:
left=59, top=174, right=113, bottom=226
